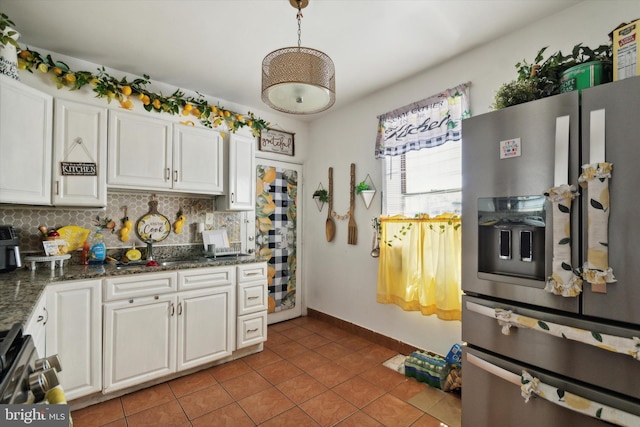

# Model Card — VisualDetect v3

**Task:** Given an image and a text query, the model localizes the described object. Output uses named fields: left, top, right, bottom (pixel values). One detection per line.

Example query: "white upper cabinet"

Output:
left=0, top=78, right=53, bottom=205
left=107, top=110, right=172, bottom=190
left=107, top=110, right=223, bottom=195
left=52, top=99, right=108, bottom=207
left=173, top=125, right=224, bottom=194
left=216, top=131, right=256, bottom=210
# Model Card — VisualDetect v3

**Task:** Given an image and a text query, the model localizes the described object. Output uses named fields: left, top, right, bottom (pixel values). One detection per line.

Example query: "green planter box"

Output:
left=560, top=61, right=609, bottom=93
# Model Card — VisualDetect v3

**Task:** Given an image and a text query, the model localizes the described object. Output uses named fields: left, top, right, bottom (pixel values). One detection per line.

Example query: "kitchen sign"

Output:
left=60, top=162, right=97, bottom=176
left=259, top=128, right=295, bottom=156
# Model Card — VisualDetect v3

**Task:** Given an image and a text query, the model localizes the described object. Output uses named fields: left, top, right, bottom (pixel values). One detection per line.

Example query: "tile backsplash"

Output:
left=0, top=192, right=242, bottom=254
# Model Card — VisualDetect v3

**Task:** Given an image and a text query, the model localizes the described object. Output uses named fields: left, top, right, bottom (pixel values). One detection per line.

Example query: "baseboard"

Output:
left=306, top=308, right=420, bottom=356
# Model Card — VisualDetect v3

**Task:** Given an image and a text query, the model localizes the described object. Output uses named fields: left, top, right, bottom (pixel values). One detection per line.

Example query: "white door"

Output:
left=52, top=99, right=108, bottom=207
left=46, top=279, right=102, bottom=400
left=228, top=133, right=256, bottom=210
left=177, top=286, right=234, bottom=371
left=103, top=295, right=176, bottom=393
left=172, top=125, right=224, bottom=194
left=107, top=110, right=172, bottom=190
left=0, top=78, right=52, bottom=205
left=255, top=160, right=303, bottom=323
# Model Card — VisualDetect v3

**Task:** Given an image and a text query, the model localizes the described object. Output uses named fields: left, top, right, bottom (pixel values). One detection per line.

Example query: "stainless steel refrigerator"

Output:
left=461, top=76, right=640, bottom=426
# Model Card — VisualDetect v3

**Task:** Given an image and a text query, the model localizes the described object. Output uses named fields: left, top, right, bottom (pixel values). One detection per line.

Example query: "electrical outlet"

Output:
left=205, top=212, right=214, bottom=225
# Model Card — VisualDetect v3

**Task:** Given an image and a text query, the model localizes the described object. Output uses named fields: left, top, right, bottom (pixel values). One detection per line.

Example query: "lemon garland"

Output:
left=16, top=48, right=270, bottom=137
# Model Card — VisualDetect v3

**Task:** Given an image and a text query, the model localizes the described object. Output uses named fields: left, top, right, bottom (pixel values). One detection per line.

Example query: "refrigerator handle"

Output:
left=465, top=301, right=639, bottom=360
left=466, top=352, right=640, bottom=426
left=553, top=115, right=570, bottom=187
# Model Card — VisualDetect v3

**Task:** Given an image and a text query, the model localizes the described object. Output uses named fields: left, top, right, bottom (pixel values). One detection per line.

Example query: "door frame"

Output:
left=255, top=158, right=304, bottom=324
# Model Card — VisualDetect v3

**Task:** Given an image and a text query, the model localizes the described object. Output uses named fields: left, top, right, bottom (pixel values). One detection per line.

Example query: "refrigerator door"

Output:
left=581, top=76, right=640, bottom=325
left=462, top=92, right=580, bottom=312
left=462, top=346, right=640, bottom=427
left=462, top=295, right=640, bottom=400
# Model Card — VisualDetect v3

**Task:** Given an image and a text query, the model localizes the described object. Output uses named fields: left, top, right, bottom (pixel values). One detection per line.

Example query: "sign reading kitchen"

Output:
left=60, top=162, right=97, bottom=176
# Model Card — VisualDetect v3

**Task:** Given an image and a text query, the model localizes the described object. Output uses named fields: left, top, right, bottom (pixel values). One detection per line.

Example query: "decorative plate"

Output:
left=136, top=213, right=171, bottom=242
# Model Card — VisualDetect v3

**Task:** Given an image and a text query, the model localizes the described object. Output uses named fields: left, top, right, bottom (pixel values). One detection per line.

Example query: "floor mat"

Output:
left=382, top=354, right=407, bottom=374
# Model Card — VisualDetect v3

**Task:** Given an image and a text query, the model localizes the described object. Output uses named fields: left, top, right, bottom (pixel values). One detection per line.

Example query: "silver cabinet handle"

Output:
left=247, top=328, right=259, bottom=333
left=165, top=168, right=171, bottom=181
left=170, top=302, right=175, bottom=316
left=173, top=170, right=178, bottom=182
left=248, top=296, right=259, bottom=300
left=177, top=302, right=182, bottom=315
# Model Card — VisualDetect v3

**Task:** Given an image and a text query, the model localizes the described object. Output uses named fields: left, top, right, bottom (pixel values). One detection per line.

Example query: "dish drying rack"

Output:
left=203, top=241, right=243, bottom=258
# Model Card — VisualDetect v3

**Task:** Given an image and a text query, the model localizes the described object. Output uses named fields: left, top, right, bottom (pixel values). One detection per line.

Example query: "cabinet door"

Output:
left=237, top=312, right=267, bottom=349
left=103, top=295, right=176, bottom=393
left=46, top=279, right=102, bottom=400
left=217, top=132, right=256, bottom=210
left=52, top=99, right=107, bottom=207
left=173, top=125, right=224, bottom=194
left=24, top=291, right=48, bottom=358
left=237, top=281, right=267, bottom=316
left=107, top=110, right=172, bottom=190
left=177, top=285, right=234, bottom=371
left=0, top=78, right=52, bottom=205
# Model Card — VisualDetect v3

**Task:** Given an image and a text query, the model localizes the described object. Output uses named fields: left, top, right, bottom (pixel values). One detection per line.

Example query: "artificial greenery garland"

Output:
left=14, top=47, right=270, bottom=137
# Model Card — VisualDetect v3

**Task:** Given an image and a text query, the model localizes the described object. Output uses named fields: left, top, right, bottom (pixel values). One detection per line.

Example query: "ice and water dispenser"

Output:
left=477, top=196, right=546, bottom=281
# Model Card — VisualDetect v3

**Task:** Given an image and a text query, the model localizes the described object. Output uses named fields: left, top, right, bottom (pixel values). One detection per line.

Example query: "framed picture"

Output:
left=259, top=128, right=295, bottom=156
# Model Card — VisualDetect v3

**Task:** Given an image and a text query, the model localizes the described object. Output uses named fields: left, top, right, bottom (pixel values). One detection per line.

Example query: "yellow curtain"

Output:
left=377, top=214, right=462, bottom=320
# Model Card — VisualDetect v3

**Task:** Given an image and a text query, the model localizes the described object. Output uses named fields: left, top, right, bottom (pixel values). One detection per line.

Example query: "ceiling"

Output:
left=2, top=0, right=583, bottom=120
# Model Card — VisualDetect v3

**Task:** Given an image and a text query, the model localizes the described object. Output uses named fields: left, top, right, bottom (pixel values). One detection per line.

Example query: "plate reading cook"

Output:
left=137, top=213, right=171, bottom=242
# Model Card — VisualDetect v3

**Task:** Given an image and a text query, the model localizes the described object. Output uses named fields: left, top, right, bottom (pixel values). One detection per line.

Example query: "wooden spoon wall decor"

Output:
left=326, top=167, right=336, bottom=242
left=348, top=163, right=357, bottom=245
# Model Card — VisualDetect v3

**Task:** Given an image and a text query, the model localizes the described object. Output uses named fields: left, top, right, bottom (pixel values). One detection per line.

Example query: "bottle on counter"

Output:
left=80, top=240, right=90, bottom=265
left=89, top=230, right=106, bottom=263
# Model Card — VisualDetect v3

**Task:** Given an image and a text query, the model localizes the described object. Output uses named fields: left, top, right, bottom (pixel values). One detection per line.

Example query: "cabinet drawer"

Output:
left=237, top=281, right=267, bottom=316
left=237, top=263, right=267, bottom=283
left=178, top=266, right=234, bottom=291
left=237, top=312, right=267, bottom=349
left=104, top=272, right=177, bottom=301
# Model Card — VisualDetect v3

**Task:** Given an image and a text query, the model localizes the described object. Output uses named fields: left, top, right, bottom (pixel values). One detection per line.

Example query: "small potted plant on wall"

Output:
left=312, top=188, right=328, bottom=211
left=312, top=188, right=329, bottom=203
left=356, top=179, right=376, bottom=209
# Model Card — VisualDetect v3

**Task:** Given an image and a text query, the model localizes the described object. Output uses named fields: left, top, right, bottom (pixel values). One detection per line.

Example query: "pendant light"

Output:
left=261, top=0, right=335, bottom=114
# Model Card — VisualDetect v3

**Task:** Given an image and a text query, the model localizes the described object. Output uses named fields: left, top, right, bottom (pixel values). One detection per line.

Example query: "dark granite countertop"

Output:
left=0, top=255, right=265, bottom=331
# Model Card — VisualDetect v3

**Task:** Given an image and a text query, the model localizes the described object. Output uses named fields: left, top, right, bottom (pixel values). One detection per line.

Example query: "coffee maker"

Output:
left=0, top=226, right=22, bottom=273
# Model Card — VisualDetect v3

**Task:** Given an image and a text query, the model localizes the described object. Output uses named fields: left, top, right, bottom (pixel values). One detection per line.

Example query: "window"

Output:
left=376, top=84, right=469, bottom=217
left=374, top=84, right=469, bottom=320
left=382, top=139, right=461, bottom=216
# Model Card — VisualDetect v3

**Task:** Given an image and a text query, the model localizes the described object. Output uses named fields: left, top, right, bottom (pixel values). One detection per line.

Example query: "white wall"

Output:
left=303, top=0, right=640, bottom=356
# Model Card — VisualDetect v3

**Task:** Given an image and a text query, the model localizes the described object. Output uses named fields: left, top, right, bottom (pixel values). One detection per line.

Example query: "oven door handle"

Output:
left=466, top=301, right=639, bottom=360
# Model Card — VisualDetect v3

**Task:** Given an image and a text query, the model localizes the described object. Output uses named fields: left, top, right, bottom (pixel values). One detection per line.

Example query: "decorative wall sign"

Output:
left=259, top=128, right=295, bottom=156
left=61, top=137, right=98, bottom=175
left=60, top=162, right=97, bottom=176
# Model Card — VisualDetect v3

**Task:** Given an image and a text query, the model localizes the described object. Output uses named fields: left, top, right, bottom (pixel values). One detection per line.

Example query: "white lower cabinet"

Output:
left=236, top=263, right=268, bottom=349
left=177, top=286, right=234, bottom=370
left=103, top=268, right=235, bottom=393
left=24, top=291, right=48, bottom=359
left=177, top=267, right=235, bottom=370
left=103, top=294, right=176, bottom=393
left=237, top=312, right=267, bottom=349
left=46, top=279, right=102, bottom=401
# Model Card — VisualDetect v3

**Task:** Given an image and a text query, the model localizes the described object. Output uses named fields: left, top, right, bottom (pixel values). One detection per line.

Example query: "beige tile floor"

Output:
left=72, top=316, right=461, bottom=426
